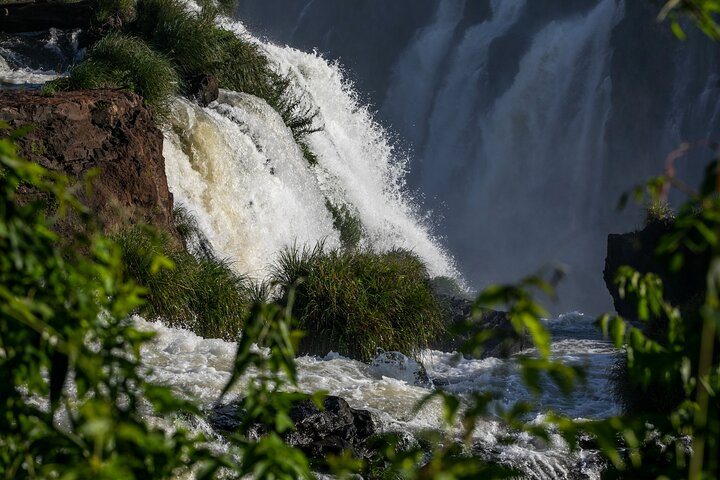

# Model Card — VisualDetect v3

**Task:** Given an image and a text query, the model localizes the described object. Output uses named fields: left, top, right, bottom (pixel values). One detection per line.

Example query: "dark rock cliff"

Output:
left=604, top=221, right=708, bottom=320
left=0, top=89, right=174, bottom=233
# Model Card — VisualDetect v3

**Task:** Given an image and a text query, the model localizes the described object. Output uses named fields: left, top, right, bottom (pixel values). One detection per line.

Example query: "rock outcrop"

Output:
left=603, top=221, right=708, bottom=320
left=0, top=89, right=174, bottom=233
left=211, top=395, right=376, bottom=460
left=431, top=295, right=529, bottom=358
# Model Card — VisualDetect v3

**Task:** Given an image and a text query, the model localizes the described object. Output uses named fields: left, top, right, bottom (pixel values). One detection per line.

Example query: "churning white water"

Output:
left=138, top=312, right=616, bottom=479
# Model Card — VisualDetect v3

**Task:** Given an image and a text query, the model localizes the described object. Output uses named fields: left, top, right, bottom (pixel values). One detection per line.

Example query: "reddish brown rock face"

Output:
left=0, top=89, right=174, bottom=233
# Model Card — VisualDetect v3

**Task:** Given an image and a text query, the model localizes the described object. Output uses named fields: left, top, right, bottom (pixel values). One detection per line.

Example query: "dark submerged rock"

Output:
left=211, top=395, right=376, bottom=460
left=431, top=294, right=529, bottom=358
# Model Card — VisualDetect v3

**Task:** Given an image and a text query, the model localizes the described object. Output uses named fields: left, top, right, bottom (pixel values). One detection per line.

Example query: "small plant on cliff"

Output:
left=113, top=224, right=253, bottom=339
left=271, top=243, right=444, bottom=361
left=131, top=0, right=322, bottom=149
left=58, top=33, right=179, bottom=116
left=132, top=0, right=273, bottom=97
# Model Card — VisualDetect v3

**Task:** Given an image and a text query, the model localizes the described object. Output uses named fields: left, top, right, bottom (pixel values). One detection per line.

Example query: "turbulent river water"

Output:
left=139, top=312, right=617, bottom=479
left=0, top=4, right=644, bottom=479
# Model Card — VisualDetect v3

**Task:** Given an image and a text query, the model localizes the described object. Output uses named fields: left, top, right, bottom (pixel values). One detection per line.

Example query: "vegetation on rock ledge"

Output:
left=272, top=244, right=444, bottom=362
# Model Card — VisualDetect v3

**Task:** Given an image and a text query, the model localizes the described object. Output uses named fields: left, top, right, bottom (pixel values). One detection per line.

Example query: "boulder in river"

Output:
left=211, top=395, right=376, bottom=460
left=431, top=294, right=529, bottom=358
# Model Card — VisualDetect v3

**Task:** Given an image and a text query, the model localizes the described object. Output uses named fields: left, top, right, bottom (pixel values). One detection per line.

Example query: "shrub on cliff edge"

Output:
left=272, top=244, right=444, bottom=361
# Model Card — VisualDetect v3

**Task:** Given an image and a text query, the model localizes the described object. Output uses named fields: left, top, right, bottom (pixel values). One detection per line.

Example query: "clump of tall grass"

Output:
left=130, top=0, right=321, bottom=149
left=57, top=33, right=179, bottom=116
left=113, top=224, right=252, bottom=340
left=132, top=0, right=272, bottom=97
left=644, top=198, right=675, bottom=227
left=95, top=0, right=137, bottom=23
left=271, top=244, right=444, bottom=361
left=173, top=205, right=215, bottom=259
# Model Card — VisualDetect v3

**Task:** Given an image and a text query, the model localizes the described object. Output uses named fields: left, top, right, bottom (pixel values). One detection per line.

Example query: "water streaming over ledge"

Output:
left=163, top=12, right=461, bottom=281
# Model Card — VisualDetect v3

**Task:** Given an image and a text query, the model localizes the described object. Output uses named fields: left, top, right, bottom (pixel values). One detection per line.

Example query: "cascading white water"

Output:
left=138, top=311, right=615, bottom=480
left=238, top=0, right=720, bottom=314
left=162, top=25, right=461, bottom=281
left=0, top=5, right=628, bottom=477
left=384, top=0, right=626, bottom=313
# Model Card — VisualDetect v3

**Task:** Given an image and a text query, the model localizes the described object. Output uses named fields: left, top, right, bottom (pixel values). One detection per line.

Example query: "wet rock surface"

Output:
left=0, top=89, right=174, bottom=233
left=211, top=395, right=376, bottom=459
left=188, top=74, right=219, bottom=107
left=431, top=295, right=528, bottom=358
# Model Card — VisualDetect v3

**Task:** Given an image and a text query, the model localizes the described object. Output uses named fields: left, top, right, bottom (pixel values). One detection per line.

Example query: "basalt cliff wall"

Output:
left=0, top=89, right=174, bottom=233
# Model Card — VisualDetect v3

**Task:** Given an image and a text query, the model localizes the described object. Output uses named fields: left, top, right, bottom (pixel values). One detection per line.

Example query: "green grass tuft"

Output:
left=130, top=0, right=322, bottom=149
left=95, top=0, right=137, bottom=23
left=113, top=224, right=252, bottom=340
left=271, top=244, right=444, bottom=361
left=132, top=0, right=272, bottom=97
left=58, top=33, right=179, bottom=116
left=173, top=205, right=215, bottom=260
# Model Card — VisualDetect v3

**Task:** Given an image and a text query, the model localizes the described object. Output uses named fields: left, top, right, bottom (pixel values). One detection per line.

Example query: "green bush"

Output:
left=130, top=0, right=321, bottom=146
left=0, top=132, right=205, bottom=478
left=61, top=33, right=179, bottom=115
left=271, top=244, right=444, bottom=361
left=95, top=0, right=137, bottom=22
left=131, top=0, right=271, bottom=96
left=113, top=224, right=252, bottom=340
left=0, top=132, right=317, bottom=478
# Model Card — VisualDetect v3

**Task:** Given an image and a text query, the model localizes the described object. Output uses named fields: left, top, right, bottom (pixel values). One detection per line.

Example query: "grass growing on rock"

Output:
left=131, top=0, right=322, bottom=151
left=59, top=33, right=179, bottom=116
left=113, top=224, right=252, bottom=340
left=272, top=244, right=444, bottom=361
left=52, top=0, right=321, bottom=156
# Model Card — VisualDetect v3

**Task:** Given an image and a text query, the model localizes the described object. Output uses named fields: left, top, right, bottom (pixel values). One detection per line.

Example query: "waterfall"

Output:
left=237, top=0, right=720, bottom=313
left=162, top=22, right=460, bottom=281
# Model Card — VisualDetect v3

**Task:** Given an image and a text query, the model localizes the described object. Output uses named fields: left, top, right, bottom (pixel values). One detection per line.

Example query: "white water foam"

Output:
left=137, top=312, right=614, bottom=479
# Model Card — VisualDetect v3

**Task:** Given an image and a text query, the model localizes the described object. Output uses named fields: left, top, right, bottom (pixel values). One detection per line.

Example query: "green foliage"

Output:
left=212, top=301, right=316, bottom=480
left=130, top=0, right=321, bottom=148
left=657, top=0, right=720, bottom=40
left=324, top=198, right=363, bottom=250
left=113, top=224, right=253, bottom=340
left=644, top=198, right=675, bottom=227
left=131, top=0, right=267, bottom=94
left=95, top=0, right=137, bottom=23
left=584, top=161, right=720, bottom=478
left=58, top=33, right=179, bottom=116
left=0, top=132, right=320, bottom=478
left=0, top=131, right=207, bottom=478
left=271, top=244, right=444, bottom=361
